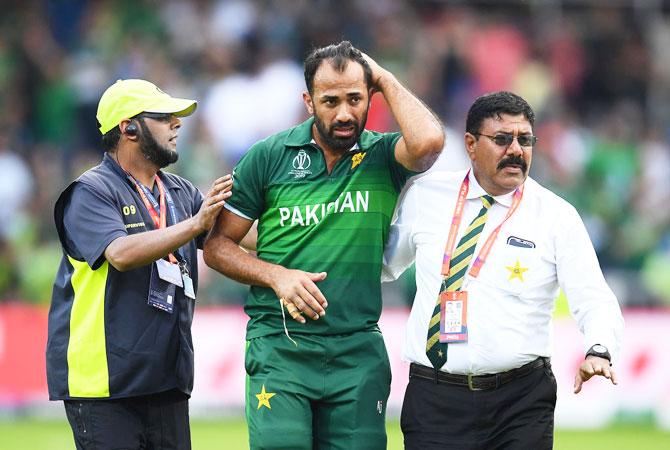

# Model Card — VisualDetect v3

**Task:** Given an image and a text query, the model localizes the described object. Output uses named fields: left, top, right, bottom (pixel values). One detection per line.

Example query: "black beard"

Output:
left=497, top=154, right=528, bottom=174
left=314, top=110, right=367, bottom=152
left=137, top=118, right=178, bottom=168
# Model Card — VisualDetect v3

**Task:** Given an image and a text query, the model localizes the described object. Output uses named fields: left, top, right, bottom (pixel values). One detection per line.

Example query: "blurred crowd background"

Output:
left=1, top=0, right=669, bottom=309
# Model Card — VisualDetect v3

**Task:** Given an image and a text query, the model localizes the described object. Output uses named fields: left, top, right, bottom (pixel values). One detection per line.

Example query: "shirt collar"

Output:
left=285, top=117, right=382, bottom=151
left=466, top=167, right=516, bottom=207
left=102, top=152, right=181, bottom=191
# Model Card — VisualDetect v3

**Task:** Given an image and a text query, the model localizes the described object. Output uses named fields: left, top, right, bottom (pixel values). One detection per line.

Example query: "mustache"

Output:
left=497, top=155, right=528, bottom=173
left=332, top=121, right=356, bottom=130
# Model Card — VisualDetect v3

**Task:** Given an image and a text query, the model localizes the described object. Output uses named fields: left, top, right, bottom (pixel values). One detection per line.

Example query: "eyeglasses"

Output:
left=475, top=133, right=538, bottom=148
left=138, top=112, right=174, bottom=123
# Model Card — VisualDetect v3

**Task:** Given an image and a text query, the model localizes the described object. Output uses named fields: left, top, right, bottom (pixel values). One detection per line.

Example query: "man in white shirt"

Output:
left=383, top=91, right=624, bottom=449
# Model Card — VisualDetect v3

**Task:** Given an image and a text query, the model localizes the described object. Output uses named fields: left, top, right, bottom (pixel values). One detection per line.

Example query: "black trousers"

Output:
left=401, top=361, right=557, bottom=450
left=64, top=389, right=191, bottom=450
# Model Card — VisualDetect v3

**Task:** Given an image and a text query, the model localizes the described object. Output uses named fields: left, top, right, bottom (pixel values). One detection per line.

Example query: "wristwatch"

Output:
left=586, top=344, right=611, bottom=364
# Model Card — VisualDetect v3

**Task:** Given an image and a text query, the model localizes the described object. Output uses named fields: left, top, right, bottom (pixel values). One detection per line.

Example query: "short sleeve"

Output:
left=62, top=183, right=128, bottom=269
left=226, top=141, right=269, bottom=220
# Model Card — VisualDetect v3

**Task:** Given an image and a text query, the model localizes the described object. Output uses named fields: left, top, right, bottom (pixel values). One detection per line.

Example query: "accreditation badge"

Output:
left=148, top=263, right=176, bottom=313
left=156, top=258, right=183, bottom=287
left=439, top=290, right=468, bottom=343
left=182, top=273, right=196, bottom=300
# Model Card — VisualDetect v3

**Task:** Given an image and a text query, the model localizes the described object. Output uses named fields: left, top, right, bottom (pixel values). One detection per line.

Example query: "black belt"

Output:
left=409, top=357, right=549, bottom=391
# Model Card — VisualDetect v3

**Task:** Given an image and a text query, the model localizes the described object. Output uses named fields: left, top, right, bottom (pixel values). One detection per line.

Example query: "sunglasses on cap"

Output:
left=475, top=133, right=538, bottom=148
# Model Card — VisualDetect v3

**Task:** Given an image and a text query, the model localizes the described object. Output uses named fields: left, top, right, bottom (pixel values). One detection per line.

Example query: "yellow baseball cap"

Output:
left=96, top=79, right=197, bottom=134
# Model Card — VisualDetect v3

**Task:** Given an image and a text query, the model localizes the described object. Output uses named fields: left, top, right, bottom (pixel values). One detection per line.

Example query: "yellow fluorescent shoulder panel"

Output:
left=67, top=257, right=110, bottom=397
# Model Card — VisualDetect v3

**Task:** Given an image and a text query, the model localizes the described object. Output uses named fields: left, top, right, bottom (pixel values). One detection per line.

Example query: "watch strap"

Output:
left=585, top=344, right=612, bottom=364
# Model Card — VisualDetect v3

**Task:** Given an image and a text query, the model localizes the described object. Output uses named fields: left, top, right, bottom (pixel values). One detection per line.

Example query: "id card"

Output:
left=156, top=258, right=183, bottom=287
left=439, top=290, right=468, bottom=343
left=148, top=263, right=176, bottom=313
left=182, top=273, right=196, bottom=300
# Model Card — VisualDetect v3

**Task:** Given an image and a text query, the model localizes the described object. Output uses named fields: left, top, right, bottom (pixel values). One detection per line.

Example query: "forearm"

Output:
left=203, top=236, right=284, bottom=289
left=105, top=217, right=203, bottom=271
left=377, top=72, right=444, bottom=169
left=571, top=293, right=624, bottom=359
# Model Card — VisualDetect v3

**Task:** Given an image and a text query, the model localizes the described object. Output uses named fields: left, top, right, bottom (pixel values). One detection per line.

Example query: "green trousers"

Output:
left=245, top=330, right=391, bottom=450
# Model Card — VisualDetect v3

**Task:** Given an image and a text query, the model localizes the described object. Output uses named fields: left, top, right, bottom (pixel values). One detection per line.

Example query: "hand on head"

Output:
left=360, top=52, right=387, bottom=95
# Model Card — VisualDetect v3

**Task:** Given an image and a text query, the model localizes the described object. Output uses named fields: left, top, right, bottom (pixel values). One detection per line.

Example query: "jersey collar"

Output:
left=309, top=138, right=360, bottom=152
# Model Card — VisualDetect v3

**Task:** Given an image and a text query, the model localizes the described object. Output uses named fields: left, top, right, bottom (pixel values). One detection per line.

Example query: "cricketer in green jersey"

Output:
left=204, top=41, right=444, bottom=449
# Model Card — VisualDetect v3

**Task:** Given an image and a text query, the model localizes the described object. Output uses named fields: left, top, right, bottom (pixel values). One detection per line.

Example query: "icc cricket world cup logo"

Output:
left=293, top=150, right=311, bottom=170
left=290, top=150, right=312, bottom=178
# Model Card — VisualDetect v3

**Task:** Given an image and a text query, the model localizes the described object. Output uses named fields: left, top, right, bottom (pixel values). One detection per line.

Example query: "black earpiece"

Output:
left=125, top=122, right=138, bottom=136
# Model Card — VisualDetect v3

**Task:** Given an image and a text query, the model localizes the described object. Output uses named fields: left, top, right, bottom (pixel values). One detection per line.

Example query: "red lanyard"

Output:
left=441, top=171, right=524, bottom=279
left=128, top=174, right=178, bottom=264
left=131, top=175, right=166, bottom=229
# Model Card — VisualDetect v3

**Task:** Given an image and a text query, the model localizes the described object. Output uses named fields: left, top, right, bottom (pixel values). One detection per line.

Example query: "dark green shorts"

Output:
left=245, top=330, right=391, bottom=450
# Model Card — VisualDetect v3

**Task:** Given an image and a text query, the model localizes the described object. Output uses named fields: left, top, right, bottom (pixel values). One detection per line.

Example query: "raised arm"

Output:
left=203, top=209, right=328, bottom=322
left=363, top=54, right=444, bottom=172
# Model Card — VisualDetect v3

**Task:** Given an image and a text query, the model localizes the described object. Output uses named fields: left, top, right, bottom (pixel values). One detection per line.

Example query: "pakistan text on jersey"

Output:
left=278, top=190, right=369, bottom=227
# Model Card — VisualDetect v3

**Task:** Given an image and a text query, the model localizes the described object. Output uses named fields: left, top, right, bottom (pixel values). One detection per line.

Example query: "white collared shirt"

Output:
left=383, top=169, right=624, bottom=375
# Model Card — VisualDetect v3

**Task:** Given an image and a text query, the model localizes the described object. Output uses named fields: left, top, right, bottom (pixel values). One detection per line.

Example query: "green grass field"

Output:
left=1, top=418, right=668, bottom=449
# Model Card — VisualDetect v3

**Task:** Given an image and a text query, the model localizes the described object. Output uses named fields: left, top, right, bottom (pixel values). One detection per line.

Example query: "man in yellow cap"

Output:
left=46, top=79, right=232, bottom=449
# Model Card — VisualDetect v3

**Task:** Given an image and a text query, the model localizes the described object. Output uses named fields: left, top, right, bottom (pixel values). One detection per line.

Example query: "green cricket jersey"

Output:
left=228, top=118, right=415, bottom=338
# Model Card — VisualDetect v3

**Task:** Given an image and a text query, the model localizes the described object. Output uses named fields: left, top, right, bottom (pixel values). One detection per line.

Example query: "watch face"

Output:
left=592, top=344, right=607, bottom=353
